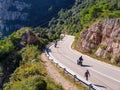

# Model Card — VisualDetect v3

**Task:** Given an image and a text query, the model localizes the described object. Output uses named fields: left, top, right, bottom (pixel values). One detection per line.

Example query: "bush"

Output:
left=100, top=44, right=107, bottom=50
left=46, top=77, right=63, bottom=90
left=114, top=56, right=119, bottom=64
left=20, top=45, right=40, bottom=64
left=10, top=62, right=46, bottom=82
left=24, top=76, right=47, bottom=90
left=106, top=53, right=111, bottom=60
left=2, top=27, right=63, bottom=90
left=4, top=76, right=47, bottom=90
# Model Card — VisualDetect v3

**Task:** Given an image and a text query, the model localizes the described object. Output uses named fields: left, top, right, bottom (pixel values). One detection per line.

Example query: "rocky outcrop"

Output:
left=20, top=30, right=38, bottom=46
left=0, top=0, right=30, bottom=38
left=76, top=19, right=120, bottom=64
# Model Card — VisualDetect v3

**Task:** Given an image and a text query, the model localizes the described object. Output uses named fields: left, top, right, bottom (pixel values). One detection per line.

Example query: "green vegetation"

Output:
left=48, top=0, right=120, bottom=66
left=49, top=0, right=120, bottom=35
left=1, top=0, right=120, bottom=89
left=100, top=44, right=107, bottom=50
left=106, top=53, right=112, bottom=60
left=0, top=27, right=62, bottom=90
left=114, top=56, right=119, bottom=64
left=4, top=45, right=62, bottom=90
left=92, top=45, right=99, bottom=53
left=1, top=0, right=75, bottom=38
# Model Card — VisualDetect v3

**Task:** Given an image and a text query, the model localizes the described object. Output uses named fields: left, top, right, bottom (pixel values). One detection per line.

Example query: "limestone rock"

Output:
left=76, top=19, right=120, bottom=63
left=21, top=30, right=38, bottom=45
left=95, top=47, right=104, bottom=57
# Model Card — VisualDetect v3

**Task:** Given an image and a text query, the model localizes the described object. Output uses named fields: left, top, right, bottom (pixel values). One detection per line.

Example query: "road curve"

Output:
left=50, top=35, right=120, bottom=90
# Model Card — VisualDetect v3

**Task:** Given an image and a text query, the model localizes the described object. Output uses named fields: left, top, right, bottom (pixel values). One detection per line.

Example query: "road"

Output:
left=50, top=35, right=120, bottom=90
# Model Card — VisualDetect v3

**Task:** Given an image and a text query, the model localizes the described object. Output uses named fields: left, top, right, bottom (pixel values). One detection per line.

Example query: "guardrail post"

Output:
left=89, top=84, right=93, bottom=90
left=74, top=75, right=77, bottom=82
left=63, top=68, right=66, bottom=74
left=45, top=43, right=100, bottom=90
left=56, top=63, right=58, bottom=66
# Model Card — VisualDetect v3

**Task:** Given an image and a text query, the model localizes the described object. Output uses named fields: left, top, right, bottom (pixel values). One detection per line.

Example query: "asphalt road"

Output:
left=50, top=35, right=120, bottom=90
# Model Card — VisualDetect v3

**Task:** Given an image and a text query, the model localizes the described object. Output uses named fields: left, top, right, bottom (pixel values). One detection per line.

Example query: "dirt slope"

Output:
left=41, top=53, right=79, bottom=90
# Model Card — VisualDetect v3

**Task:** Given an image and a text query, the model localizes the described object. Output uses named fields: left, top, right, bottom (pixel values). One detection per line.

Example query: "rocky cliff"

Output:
left=76, top=19, right=120, bottom=64
left=0, top=0, right=74, bottom=39
left=0, top=0, right=30, bottom=38
left=20, top=30, right=38, bottom=46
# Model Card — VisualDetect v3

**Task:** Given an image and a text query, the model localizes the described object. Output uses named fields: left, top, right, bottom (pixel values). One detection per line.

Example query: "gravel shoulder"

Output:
left=41, top=53, right=79, bottom=90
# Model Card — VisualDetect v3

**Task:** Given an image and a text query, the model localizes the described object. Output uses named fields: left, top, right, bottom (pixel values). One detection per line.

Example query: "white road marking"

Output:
left=88, top=67, right=120, bottom=83
left=49, top=35, right=120, bottom=90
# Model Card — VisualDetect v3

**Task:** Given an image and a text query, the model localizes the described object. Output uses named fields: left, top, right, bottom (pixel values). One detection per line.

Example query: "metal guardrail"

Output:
left=45, top=44, right=101, bottom=90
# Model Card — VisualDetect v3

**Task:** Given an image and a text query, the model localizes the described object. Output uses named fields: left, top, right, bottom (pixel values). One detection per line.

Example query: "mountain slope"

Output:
left=0, top=0, right=120, bottom=89
left=76, top=19, right=120, bottom=64
left=0, top=27, right=62, bottom=89
left=49, top=0, right=120, bottom=34
left=48, top=0, right=120, bottom=65
left=0, top=0, right=74, bottom=38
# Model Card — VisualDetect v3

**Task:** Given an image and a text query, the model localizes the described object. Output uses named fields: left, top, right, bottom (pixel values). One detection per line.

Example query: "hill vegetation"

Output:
left=49, top=0, right=120, bottom=34
left=48, top=0, right=120, bottom=64
left=0, top=27, right=62, bottom=89
left=0, top=0, right=120, bottom=89
left=0, top=0, right=74, bottom=38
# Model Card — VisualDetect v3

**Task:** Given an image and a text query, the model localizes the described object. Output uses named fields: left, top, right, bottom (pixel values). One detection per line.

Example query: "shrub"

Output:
left=100, top=44, right=107, bottom=50
left=46, top=77, right=63, bottom=90
left=4, top=76, right=47, bottom=90
left=114, top=56, right=119, bottom=64
left=24, top=76, right=47, bottom=90
left=2, top=26, right=63, bottom=90
left=20, top=45, right=40, bottom=64
left=106, top=53, right=111, bottom=60
left=10, top=62, right=46, bottom=82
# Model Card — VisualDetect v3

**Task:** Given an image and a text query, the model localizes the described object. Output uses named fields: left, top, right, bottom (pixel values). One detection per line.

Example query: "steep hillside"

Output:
left=0, top=0, right=120, bottom=89
left=0, top=27, right=61, bottom=89
left=48, top=0, right=120, bottom=65
left=49, top=0, right=120, bottom=34
left=76, top=19, right=120, bottom=64
left=0, top=0, right=74, bottom=38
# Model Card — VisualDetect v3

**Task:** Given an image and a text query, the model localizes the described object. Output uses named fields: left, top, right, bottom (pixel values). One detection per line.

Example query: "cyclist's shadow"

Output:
left=82, top=64, right=92, bottom=67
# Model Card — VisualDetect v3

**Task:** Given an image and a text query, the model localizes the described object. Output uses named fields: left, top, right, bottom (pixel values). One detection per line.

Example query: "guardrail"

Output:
left=45, top=44, right=101, bottom=90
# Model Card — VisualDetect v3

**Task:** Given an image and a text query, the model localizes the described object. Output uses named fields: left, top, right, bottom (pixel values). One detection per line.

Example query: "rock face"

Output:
left=0, top=0, right=74, bottom=38
left=0, top=0, right=30, bottom=38
left=76, top=19, right=120, bottom=63
left=20, top=30, right=38, bottom=45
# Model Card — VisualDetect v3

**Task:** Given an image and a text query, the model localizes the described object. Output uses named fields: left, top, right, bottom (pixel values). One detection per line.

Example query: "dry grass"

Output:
left=51, top=62, right=89, bottom=90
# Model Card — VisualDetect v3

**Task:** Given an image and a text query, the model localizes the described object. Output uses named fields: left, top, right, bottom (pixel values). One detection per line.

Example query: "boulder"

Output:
left=21, top=30, right=38, bottom=45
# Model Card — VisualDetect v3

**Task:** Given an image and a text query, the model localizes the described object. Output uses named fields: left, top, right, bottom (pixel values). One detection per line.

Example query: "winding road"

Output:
left=49, top=35, right=120, bottom=90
